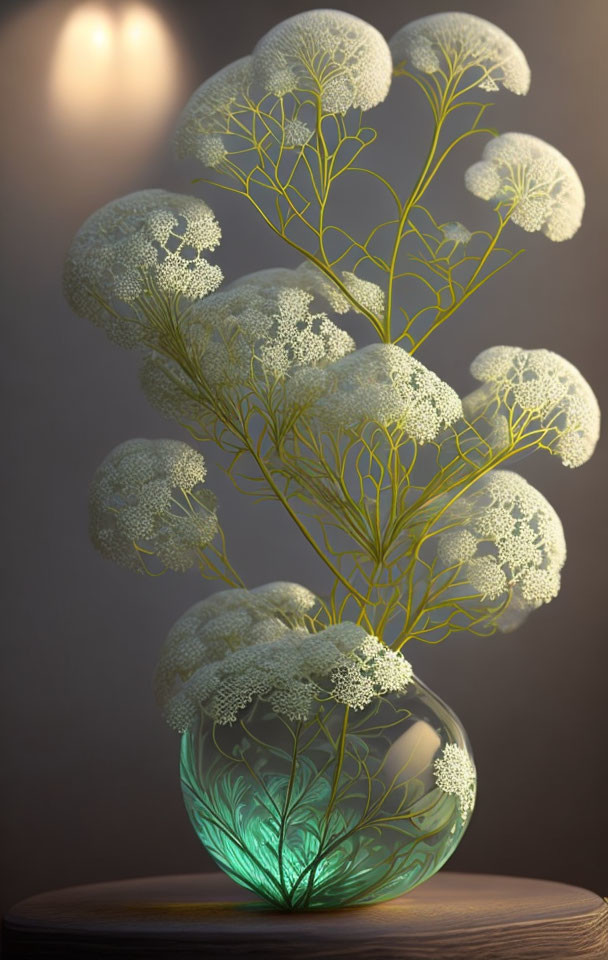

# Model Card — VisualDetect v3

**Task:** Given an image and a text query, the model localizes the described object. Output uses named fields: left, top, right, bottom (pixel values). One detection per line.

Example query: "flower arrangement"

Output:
left=64, top=10, right=599, bottom=910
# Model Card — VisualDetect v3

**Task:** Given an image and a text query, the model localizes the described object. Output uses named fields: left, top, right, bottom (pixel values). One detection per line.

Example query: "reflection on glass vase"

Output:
left=180, top=675, right=476, bottom=910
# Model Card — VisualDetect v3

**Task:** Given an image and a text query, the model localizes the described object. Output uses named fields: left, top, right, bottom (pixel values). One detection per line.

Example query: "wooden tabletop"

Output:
left=3, top=871, right=607, bottom=959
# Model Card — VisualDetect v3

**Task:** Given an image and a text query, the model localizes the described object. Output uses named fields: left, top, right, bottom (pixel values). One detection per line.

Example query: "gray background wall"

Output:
left=1, top=0, right=606, bottom=915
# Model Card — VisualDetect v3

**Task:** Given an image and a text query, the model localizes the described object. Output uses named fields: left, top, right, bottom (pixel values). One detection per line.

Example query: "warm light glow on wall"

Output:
left=0, top=0, right=192, bottom=212
left=49, top=5, right=114, bottom=119
left=49, top=2, right=179, bottom=133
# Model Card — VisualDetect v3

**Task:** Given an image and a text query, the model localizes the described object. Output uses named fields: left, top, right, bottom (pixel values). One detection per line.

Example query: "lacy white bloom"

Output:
left=465, top=555, right=508, bottom=601
left=156, top=586, right=414, bottom=730
left=175, top=57, right=254, bottom=166
left=139, top=354, right=203, bottom=426
left=293, top=263, right=385, bottom=318
left=469, top=346, right=600, bottom=467
left=64, top=190, right=223, bottom=346
left=291, top=262, right=353, bottom=314
left=465, top=134, right=584, bottom=240
left=437, top=528, right=478, bottom=567
left=442, top=222, right=472, bottom=245
left=329, top=634, right=414, bottom=711
left=252, top=581, right=319, bottom=617
left=390, top=13, right=530, bottom=95
left=188, top=273, right=355, bottom=389
left=230, top=262, right=384, bottom=320
left=252, top=10, right=393, bottom=112
left=436, top=469, right=566, bottom=627
left=341, top=272, right=385, bottom=317
left=309, top=344, right=462, bottom=440
left=283, top=118, right=313, bottom=147
left=433, top=743, right=476, bottom=819
left=156, top=581, right=318, bottom=706
left=89, top=438, right=217, bottom=573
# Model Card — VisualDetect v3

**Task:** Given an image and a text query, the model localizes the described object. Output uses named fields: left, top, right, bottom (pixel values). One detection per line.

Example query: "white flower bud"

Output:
left=434, top=743, right=476, bottom=819
left=310, top=343, right=462, bottom=441
left=435, top=470, right=566, bottom=630
left=465, top=134, right=584, bottom=241
left=64, top=190, right=223, bottom=346
left=175, top=57, right=254, bottom=164
left=468, top=346, right=600, bottom=467
left=89, top=438, right=217, bottom=573
left=156, top=585, right=413, bottom=730
left=390, top=13, right=530, bottom=96
left=253, top=11, right=393, bottom=112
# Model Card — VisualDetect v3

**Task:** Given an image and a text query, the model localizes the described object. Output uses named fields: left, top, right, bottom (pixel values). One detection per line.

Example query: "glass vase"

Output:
left=180, top=674, right=475, bottom=910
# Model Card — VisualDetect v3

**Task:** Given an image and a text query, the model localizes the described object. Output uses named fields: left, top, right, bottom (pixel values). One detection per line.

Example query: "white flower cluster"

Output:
left=187, top=270, right=355, bottom=388
left=283, top=118, right=313, bottom=147
left=156, top=583, right=319, bottom=723
left=256, top=263, right=348, bottom=316
left=389, top=12, right=530, bottom=95
left=442, top=222, right=472, bottom=246
left=469, top=346, right=600, bottom=467
left=254, top=262, right=384, bottom=319
left=175, top=12, right=392, bottom=168
left=139, top=354, right=204, bottom=427
left=64, top=190, right=223, bottom=346
left=89, top=438, right=217, bottom=573
left=155, top=584, right=413, bottom=730
left=433, top=742, right=476, bottom=819
left=341, top=272, right=385, bottom=317
left=138, top=266, right=374, bottom=427
left=306, top=343, right=462, bottom=441
left=252, top=10, right=393, bottom=113
left=465, top=134, right=584, bottom=241
left=175, top=57, right=254, bottom=167
left=437, top=470, right=566, bottom=627
left=436, top=528, right=479, bottom=567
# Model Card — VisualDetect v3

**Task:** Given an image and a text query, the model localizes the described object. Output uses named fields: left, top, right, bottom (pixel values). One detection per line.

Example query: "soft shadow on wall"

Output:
left=1, top=0, right=607, bottom=917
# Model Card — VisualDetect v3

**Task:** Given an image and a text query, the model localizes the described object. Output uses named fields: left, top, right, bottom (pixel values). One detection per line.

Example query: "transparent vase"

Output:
left=180, top=674, right=475, bottom=910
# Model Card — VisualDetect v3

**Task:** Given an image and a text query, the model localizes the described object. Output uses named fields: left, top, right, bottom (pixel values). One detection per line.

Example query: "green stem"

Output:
left=243, top=437, right=369, bottom=607
left=277, top=721, right=302, bottom=905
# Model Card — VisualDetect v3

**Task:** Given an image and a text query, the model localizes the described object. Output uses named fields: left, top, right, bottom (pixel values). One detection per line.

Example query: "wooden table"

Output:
left=3, top=872, right=607, bottom=959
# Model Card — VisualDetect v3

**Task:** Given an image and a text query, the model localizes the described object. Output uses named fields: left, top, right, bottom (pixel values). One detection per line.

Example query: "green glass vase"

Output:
left=180, top=674, right=475, bottom=910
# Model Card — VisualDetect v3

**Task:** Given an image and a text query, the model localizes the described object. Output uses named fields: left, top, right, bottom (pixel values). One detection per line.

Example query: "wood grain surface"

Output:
left=3, top=871, right=607, bottom=959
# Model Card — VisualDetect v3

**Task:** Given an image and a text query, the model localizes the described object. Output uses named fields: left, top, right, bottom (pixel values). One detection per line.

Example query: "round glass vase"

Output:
left=180, top=674, right=475, bottom=910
